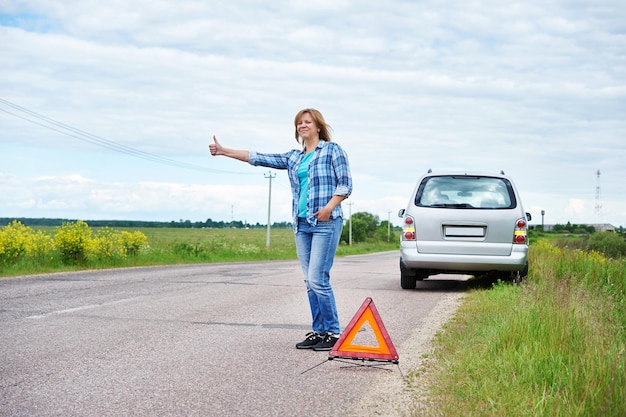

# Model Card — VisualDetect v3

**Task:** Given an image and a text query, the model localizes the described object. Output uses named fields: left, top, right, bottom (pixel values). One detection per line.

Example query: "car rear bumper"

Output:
left=400, top=243, right=528, bottom=272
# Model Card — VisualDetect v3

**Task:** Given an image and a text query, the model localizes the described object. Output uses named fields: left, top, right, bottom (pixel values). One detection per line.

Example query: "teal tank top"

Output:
left=297, top=152, right=314, bottom=218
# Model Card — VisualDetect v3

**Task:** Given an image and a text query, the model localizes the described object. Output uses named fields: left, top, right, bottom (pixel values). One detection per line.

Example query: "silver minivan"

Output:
left=398, top=171, right=531, bottom=289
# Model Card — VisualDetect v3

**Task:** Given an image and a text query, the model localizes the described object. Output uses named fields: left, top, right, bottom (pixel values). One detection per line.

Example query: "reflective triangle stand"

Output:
left=301, top=297, right=404, bottom=378
left=300, top=357, right=404, bottom=380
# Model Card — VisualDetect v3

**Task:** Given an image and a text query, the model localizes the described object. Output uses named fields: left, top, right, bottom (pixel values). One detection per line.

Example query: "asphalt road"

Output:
left=0, top=251, right=468, bottom=417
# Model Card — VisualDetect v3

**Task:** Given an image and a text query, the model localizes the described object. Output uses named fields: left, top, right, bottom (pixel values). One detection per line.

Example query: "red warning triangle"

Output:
left=330, top=297, right=399, bottom=363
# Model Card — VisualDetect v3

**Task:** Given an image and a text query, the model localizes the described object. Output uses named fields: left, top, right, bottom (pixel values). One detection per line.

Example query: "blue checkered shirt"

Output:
left=248, top=141, right=352, bottom=233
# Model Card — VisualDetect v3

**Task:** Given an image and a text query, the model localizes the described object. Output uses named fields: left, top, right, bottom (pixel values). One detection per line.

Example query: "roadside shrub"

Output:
left=586, top=232, right=626, bottom=259
left=172, top=239, right=228, bottom=259
left=0, top=220, right=29, bottom=264
left=89, top=228, right=126, bottom=262
left=23, top=228, right=55, bottom=263
left=54, top=220, right=93, bottom=264
left=551, top=237, right=586, bottom=251
left=53, top=221, right=148, bottom=265
left=173, top=242, right=206, bottom=257
left=120, top=231, right=149, bottom=256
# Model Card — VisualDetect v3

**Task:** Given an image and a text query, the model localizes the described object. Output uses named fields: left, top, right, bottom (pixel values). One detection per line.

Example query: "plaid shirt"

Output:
left=248, top=141, right=352, bottom=233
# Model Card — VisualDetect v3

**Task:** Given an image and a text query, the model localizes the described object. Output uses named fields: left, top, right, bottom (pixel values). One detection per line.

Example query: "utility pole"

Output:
left=595, top=169, right=602, bottom=228
left=264, top=171, right=276, bottom=248
left=387, top=211, right=391, bottom=242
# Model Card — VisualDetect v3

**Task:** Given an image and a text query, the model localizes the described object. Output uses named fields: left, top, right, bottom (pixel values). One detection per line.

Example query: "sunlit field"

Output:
left=0, top=222, right=398, bottom=277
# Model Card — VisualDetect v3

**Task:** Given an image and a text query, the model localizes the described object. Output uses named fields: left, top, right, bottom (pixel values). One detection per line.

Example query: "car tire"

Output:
left=400, top=258, right=417, bottom=290
left=510, top=261, right=529, bottom=284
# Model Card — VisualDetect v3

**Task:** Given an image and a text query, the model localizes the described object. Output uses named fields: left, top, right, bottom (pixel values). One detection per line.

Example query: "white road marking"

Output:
left=26, top=299, right=133, bottom=319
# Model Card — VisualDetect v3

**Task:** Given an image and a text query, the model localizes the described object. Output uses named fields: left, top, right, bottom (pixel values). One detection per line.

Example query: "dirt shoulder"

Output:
left=345, top=292, right=465, bottom=417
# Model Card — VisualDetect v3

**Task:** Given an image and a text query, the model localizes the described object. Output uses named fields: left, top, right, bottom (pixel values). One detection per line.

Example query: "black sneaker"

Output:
left=312, top=333, right=339, bottom=351
left=296, top=332, right=324, bottom=349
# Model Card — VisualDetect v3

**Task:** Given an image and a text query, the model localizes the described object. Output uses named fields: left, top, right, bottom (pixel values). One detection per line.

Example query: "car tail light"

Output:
left=402, top=215, right=416, bottom=241
left=513, top=217, right=528, bottom=244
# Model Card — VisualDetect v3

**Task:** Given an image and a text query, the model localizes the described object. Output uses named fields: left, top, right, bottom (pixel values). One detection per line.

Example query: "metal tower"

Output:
left=595, top=169, right=602, bottom=226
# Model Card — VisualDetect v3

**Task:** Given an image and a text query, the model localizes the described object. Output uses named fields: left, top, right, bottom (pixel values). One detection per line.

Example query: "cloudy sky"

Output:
left=1, top=0, right=625, bottom=228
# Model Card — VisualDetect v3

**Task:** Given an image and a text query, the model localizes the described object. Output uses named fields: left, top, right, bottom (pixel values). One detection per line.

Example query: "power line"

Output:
left=0, top=98, right=253, bottom=175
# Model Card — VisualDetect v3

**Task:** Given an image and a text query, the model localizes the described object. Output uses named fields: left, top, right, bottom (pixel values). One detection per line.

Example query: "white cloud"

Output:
left=0, top=173, right=293, bottom=223
left=1, top=0, right=625, bottom=227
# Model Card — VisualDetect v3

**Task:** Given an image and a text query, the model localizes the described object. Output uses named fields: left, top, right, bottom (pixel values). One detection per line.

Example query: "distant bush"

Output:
left=552, top=222, right=596, bottom=234
left=341, top=211, right=400, bottom=244
left=586, top=231, right=626, bottom=259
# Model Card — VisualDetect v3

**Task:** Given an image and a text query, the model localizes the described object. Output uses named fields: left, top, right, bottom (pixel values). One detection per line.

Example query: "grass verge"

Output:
left=411, top=239, right=626, bottom=417
left=1, top=227, right=399, bottom=277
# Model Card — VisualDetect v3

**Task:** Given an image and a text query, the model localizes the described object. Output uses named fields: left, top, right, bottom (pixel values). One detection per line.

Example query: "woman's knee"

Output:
left=306, top=278, right=331, bottom=293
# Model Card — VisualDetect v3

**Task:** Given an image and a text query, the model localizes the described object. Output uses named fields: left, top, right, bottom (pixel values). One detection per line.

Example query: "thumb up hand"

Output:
left=209, top=135, right=223, bottom=156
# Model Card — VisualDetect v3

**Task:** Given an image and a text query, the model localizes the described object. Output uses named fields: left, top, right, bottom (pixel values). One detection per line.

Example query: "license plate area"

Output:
left=444, top=226, right=486, bottom=237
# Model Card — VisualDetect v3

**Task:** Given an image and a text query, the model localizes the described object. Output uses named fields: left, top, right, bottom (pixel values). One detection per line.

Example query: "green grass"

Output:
left=412, top=239, right=626, bottom=417
left=0, top=226, right=399, bottom=277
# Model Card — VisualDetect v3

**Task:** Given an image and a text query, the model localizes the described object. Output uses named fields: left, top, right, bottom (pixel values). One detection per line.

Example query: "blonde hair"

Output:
left=293, top=108, right=332, bottom=145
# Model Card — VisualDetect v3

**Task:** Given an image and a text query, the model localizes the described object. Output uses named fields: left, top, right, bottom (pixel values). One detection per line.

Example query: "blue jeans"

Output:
left=295, top=217, right=343, bottom=335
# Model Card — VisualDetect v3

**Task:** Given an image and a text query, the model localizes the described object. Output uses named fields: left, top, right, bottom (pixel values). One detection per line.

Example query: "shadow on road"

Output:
left=410, top=273, right=518, bottom=292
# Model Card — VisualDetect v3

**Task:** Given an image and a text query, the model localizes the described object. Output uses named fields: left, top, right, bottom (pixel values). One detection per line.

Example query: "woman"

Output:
left=208, top=108, right=352, bottom=351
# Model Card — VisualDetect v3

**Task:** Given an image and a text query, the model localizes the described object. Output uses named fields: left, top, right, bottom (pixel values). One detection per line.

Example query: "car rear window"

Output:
left=415, top=175, right=517, bottom=209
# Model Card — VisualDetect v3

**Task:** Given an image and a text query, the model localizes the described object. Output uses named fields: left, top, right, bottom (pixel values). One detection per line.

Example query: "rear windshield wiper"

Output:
left=428, top=203, right=475, bottom=208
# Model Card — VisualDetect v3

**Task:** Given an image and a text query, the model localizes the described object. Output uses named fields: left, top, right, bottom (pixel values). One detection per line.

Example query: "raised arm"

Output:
left=209, top=135, right=250, bottom=162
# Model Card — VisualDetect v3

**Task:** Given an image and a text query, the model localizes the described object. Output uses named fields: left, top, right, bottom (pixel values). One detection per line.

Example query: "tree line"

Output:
left=0, top=217, right=292, bottom=230
left=1, top=212, right=401, bottom=244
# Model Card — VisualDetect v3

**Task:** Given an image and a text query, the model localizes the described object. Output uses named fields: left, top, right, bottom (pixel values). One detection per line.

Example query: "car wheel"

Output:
left=510, top=261, right=529, bottom=284
left=400, top=258, right=417, bottom=290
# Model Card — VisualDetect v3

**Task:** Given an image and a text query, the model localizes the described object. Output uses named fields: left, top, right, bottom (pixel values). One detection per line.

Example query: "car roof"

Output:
left=422, top=170, right=511, bottom=179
